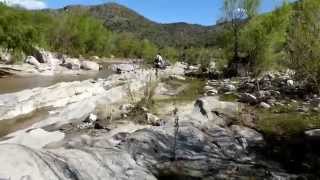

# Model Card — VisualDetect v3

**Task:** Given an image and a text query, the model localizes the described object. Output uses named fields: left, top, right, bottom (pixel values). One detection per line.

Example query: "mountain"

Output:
left=60, top=3, right=224, bottom=48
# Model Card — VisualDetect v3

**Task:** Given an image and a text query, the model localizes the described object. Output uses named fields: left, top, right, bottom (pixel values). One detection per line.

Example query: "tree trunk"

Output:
left=233, top=22, right=240, bottom=63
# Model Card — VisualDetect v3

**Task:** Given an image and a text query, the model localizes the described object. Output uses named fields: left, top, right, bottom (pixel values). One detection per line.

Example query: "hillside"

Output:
left=61, top=3, right=222, bottom=47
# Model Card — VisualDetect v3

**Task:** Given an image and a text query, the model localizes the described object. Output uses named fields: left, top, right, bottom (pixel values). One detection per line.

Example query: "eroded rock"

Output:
left=25, top=56, right=41, bottom=69
left=81, top=61, right=100, bottom=71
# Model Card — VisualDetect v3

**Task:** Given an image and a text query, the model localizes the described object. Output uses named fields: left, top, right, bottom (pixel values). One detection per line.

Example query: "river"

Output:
left=0, top=70, right=113, bottom=94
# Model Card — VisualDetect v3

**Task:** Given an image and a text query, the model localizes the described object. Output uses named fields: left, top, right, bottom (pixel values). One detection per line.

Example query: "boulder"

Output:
left=169, top=74, right=186, bottom=81
left=0, top=144, right=156, bottom=180
left=119, top=104, right=135, bottom=113
left=206, top=89, right=218, bottom=96
left=164, top=62, right=186, bottom=75
left=91, top=56, right=100, bottom=60
left=240, top=93, right=258, bottom=104
left=204, top=85, right=214, bottom=91
left=0, top=48, right=12, bottom=63
left=25, top=56, right=41, bottom=69
left=305, top=129, right=320, bottom=139
left=287, top=79, right=294, bottom=87
left=119, top=114, right=293, bottom=179
left=193, top=96, right=240, bottom=124
left=231, top=125, right=264, bottom=147
left=145, top=113, right=161, bottom=126
left=81, top=61, right=100, bottom=71
left=311, top=97, right=320, bottom=108
left=31, top=47, right=47, bottom=63
left=0, top=80, right=107, bottom=121
left=259, top=102, right=271, bottom=109
left=62, top=57, right=81, bottom=70
left=256, top=90, right=272, bottom=100
left=111, top=64, right=139, bottom=73
left=0, top=128, right=64, bottom=149
left=220, top=84, right=236, bottom=92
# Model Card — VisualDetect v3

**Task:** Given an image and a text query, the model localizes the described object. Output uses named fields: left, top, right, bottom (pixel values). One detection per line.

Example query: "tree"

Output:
left=222, top=0, right=260, bottom=75
left=240, top=1, right=291, bottom=76
left=286, top=0, right=320, bottom=93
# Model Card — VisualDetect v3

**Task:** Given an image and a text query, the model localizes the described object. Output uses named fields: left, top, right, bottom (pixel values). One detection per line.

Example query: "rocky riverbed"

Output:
left=0, top=61, right=319, bottom=179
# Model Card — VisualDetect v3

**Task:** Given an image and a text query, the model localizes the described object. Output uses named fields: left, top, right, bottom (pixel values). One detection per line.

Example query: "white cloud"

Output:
left=0, top=0, right=47, bottom=9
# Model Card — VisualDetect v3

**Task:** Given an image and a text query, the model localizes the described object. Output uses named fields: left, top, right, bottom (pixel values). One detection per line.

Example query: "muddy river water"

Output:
left=0, top=70, right=113, bottom=94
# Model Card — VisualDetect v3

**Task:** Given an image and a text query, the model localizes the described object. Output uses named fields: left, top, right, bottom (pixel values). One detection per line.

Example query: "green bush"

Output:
left=286, top=0, right=320, bottom=93
left=0, top=4, right=163, bottom=62
left=239, top=2, right=291, bottom=76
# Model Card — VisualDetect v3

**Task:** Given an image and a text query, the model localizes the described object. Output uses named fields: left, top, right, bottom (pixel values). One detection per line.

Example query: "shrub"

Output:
left=286, top=0, right=320, bottom=93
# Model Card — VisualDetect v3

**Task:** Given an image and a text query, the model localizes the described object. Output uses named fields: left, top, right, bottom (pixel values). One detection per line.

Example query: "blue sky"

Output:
left=2, top=0, right=288, bottom=25
left=46, top=0, right=287, bottom=25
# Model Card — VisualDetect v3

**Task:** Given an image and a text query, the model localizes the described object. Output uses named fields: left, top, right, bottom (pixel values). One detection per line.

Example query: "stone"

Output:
left=62, top=57, right=81, bottom=70
left=311, top=107, right=320, bottom=113
left=0, top=48, right=12, bottom=63
left=31, top=47, right=49, bottom=63
left=297, top=106, right=309, bottom=113
left=0, top=128, right=64, bottom=149
left=270, top=90, right=281, bottom=97
left=266, top=99, right=276, bottom=106
left=204, top=85, right=214, bottom=91
left=221, top=84, right=236, bottom=92
left=111, top=64, right=139, bottom=73
left=0, top=144, right=156, bottom=180
left=163, top=62, right=186, bottom=75
left=25, top=56, right=41, bottom=69
left=256, top=90, right=272, bottom=99
left=169, top=74, right=186, bottom=81
left=311, top=98, right=320, bottom=108
left=0, top=64, right=302, bottom=179
left=145, top=113, right=161, bottom=125
left=240, top=93, right=258, bottom=104
left=0, top=79, right=107, bottom=121
left=305, top=129, right=320, bottom=138
left=287, top=79, right=294, bottom=87
left=92, top=56, right=100, bottom=60
left=77, top=122, right=95, bottom=129
left=231, top=125, right=264, bottom=147
left=81, top=61, right=100, bottom=71
left=119, top=104, right=135, bottom=113
left=192, top=96, right=240, bottom=125
left=259, top=102, right=271, bottom=109
left=188, top=65, right=199, bottom=71
left=206, top=89, right=218, bottom=96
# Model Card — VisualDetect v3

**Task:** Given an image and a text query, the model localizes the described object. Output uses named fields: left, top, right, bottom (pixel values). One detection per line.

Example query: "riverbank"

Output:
left=0, top=62, right=319, bottom=179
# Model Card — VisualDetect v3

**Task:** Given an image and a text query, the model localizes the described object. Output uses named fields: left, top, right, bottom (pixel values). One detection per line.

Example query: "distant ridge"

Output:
left=58, top=3, right=224, bottom=47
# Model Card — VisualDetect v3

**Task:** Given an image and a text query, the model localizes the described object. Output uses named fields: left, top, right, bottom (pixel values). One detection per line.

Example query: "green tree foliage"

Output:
left=0, top=4, right=166, bottom=62
left=48, top=10, right=113, bottom=57
left=140, top=39, right=158, bottom=63
left=240, top=1, right=291, bottom=75
left=222, top=0, right=261, bottom=63
left=286, top=0, right=320, bottom=93
left=160, top=47, right=179, bottom=63
left=0, top=5, right=40, bottom=57
left=0, top=2, right=228, bottom=66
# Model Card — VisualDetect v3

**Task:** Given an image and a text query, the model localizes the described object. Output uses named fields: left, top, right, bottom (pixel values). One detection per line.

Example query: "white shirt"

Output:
left=156, top=55, right=163, bottom=61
